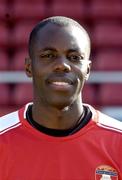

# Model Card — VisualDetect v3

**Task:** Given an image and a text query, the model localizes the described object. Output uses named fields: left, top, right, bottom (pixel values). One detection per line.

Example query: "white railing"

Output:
left=0, top=71, right=122, bottom=83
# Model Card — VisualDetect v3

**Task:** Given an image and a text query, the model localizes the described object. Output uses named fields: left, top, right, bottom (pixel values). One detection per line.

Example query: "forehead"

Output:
left=33, top=23, right=89, bottom=52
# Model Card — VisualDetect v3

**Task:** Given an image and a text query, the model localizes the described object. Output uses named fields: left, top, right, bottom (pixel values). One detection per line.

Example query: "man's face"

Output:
left=27, top=23, right=91, bottom=109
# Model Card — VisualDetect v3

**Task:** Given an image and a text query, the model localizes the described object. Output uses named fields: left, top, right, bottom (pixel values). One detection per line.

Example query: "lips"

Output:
left=52, top=82, right=71, bottom=85
left=50, top=81, right=72, bottom=88
left=46, top=75, right=75, bottom=90
left=47, top=77, right=73, bottom=85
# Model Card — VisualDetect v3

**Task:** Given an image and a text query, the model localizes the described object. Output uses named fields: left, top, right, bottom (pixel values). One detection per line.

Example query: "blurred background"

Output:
left=0, top=0, right=122, bottom=120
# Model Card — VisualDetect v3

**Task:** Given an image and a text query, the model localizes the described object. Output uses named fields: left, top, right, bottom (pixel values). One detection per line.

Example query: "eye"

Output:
left=40, top=53, right=56, bottom=59
left=67, top=54, right=84, bottom=63
left=39, top=50, right=57, bottom=60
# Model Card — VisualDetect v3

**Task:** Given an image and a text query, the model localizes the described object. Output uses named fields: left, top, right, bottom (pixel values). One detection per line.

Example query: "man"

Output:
left=0, top=16, right=122, bottom=179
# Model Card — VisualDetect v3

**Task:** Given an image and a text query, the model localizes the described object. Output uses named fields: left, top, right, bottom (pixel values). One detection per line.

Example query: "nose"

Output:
left=53, top=56, right=71, bottom=73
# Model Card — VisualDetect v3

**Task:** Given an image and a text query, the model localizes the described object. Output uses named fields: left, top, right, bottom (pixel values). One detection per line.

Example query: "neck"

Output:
left=32, top=99, right=84, bottom=130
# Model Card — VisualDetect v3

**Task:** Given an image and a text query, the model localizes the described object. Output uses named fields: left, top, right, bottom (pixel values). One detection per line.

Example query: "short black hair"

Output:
left=28, top=16, right=90, bottom=58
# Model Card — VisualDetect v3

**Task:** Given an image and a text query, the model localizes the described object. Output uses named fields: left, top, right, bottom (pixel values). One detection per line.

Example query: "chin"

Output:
left=50, top=99, right=74, bottom=111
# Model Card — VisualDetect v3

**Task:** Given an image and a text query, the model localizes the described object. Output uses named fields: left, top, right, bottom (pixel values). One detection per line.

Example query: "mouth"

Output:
left=51, top=81, right=71, bottom=85
left=50, top=81, right=72, bottom=88
left=46, top=76, right=74, bottom=91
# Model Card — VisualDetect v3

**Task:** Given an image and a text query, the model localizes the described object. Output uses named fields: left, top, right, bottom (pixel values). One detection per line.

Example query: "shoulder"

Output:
left=97, top=111, right=122, bottom=133
left=0, top=110, right=21, bottom=135
left=85, top=104, right=122, bottom=134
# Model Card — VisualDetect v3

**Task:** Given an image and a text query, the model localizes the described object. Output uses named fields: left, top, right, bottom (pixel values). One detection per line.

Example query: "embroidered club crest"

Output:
left=95, top=165, right=118, bottom=180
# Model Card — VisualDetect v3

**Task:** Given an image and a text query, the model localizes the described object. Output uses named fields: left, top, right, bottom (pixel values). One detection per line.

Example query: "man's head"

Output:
left=28, top=16, right=91, bottom=59
left=25, top=16, right=91, bottom=110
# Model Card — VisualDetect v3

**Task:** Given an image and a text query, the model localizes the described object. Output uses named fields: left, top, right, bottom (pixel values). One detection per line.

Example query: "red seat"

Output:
left=99, top=84, right=122, bottom=106
left=0, top=106, right=18, bottom=117
left=12, top=2, right=45, bottom=21
left=50, top=1, right=85, bottom=19
left=0, top=51, right=9, bottom=70
left=52, top=0, right=82, bottom=2
left=82, top=84, right=97, bottom=105
left=11, top=49, right=28, bottom=70
left=12, top=0, right=45, bottom=2
left=10, top=22, right=36, bottom=48
left=93, top=23, right=122, bottom=48
left=94, top=51, right=122, bottom=71
left=0, top=2, right=6, bottom=20
left=90, top=0, right=121, bottom=19
left=0, top=84, right=10, bottom=105
left=0, top=23, right=8, bottom=48
left=12, top=84, right=33, bottom=106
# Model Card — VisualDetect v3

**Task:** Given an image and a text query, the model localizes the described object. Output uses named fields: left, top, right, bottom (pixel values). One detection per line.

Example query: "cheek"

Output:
left=32, top=61, right=46, bottom=77
left=32, top=64, right=50, bottom=91
left=31, top=65, right=43, bottom=85
left=74, top=65, right=88, bottom=81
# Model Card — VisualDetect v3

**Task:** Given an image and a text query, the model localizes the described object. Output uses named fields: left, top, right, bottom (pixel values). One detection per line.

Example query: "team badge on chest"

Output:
left=95, top=165, right=118, bottom=180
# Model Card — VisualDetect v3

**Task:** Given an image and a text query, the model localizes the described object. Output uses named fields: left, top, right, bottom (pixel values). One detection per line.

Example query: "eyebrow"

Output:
left=38, top=47, right=57, bottom=52
left=67, top=49, right=85, bottom=57
left=38, top=47, right=84, bottom=55
left=67, top=48, right=82, bottom=53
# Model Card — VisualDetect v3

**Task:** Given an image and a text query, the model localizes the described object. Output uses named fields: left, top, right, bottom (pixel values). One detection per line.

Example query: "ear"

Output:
left=85, top=60, right=91, bottom=80
left=25, top=57, right=32, bottom=78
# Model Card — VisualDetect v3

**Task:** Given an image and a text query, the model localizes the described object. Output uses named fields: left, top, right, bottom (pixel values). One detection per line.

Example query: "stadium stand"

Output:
left=0, top=84, right=10, bottom=105
left=90, top=0, right=121, bottom=20
left=12, top=1, right=45, bottom=21
left=99, top=84, right=122, bottom=106
left=50, top=1, right=85, bottom=19
left=0, top=50, right=9, bottom=70
left=0, top=23, right=9, bottom=48
left=0, top=1, right=7, bottom=20
left=82, top=84, right=97, bottom=106
left=12, top=0, right=45, bottom=2
left=94, top=51, right=122, bottom=71
left=92, top=22, right=122, bottom=48
left=9, top=22, right=36, bottom=48
left=12, top=83, right=33, bottom=106
left=10, top=49, right=28, bottom=70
